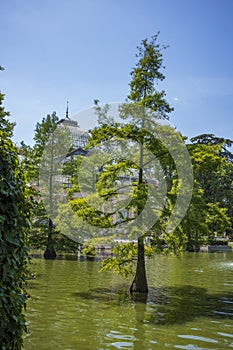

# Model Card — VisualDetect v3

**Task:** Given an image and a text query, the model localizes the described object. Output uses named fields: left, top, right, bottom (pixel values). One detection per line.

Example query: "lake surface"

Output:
left=23, top=253, right=233, bottom=350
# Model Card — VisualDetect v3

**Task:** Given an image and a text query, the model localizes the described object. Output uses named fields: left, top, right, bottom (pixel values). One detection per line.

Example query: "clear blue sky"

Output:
left=1, top=0, right=233, bottom=145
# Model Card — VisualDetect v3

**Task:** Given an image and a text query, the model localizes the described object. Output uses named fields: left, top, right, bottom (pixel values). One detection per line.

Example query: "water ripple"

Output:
left=178, top=334, right=218, bottom=343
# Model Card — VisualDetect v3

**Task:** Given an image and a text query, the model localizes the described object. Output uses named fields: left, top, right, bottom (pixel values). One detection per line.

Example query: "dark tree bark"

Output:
left=44, top=218, right=56, bottom=259
left=129, top=137, right=148, bottom=293
left=130, top=236, right=148, bottom=293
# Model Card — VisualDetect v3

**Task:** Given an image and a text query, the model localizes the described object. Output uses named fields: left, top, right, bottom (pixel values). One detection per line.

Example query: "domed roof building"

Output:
left=59, top=102, right=89, bottom=155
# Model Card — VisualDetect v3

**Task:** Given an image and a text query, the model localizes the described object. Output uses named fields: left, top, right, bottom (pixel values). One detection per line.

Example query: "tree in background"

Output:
left=21, top=111, right=86, bottom=257
left=177, top=137, right=232, bottom=251
left=189, top=135, right=233, bottom=241
left=0, top=86, right=31, bottom=348
left=21, top=113, right=59, bottom=259
left=190, top=134, right=233, bottom=231
left=38, top=119, right=74, bottom=258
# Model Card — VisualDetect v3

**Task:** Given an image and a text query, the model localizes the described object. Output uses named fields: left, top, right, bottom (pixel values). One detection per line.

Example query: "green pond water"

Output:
left=23, top=252, right=233, bottom=350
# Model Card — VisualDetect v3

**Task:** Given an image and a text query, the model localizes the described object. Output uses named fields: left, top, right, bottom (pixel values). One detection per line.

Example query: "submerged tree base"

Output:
left=129, top=291, right=148, bottom=303
left=129, top=236, right=148, bottom=294
left=130, top=280, right=148, bottom=294
left=44, top=248, right=57, bottom=259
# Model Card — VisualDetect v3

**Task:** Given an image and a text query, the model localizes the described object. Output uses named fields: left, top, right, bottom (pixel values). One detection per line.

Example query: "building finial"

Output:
left=66, top=101, right=70, bottom=119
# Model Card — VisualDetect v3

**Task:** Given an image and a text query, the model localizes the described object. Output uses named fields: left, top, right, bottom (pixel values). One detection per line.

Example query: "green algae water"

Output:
left=23, top=253, right=233, bottom=349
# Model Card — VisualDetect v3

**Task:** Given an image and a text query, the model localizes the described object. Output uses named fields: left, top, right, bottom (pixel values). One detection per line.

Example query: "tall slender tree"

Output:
left=68, top=35, right=188, bottom=293
left=121, top=33, right=173, bottom=293
left=22, top=112, right=59, bottom=259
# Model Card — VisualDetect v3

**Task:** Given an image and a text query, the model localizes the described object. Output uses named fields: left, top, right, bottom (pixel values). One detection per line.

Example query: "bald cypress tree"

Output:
left=125, top=33, right=173, bottom=293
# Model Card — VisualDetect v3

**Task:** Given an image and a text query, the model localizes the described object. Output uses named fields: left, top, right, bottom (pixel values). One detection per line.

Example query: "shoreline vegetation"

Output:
left=28, top=239, right=233, bottom=262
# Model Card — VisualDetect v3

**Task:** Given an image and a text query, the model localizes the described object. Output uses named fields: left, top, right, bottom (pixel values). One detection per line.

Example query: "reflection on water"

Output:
left=23, top=253, right=233, bottom=350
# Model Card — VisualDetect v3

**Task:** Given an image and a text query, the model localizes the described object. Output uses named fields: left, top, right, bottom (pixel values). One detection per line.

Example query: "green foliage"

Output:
left=100, top=243, right=138, bottom=278
left=55, top=202, right=87, bottom=243
left=21, top=112, right=74, bottom=257
left=178, top=184, right=207, bottom=251
left=20, top=112, right=60, bottom=184
left=33, top=112, right=60, bottom=157
left=190, top=133, right=233, bottom=162
left=0, top=92, right=31, bottom=349
left=188, top=142, right=224, bottom=202
left=127, top=32, right=173, bottom=116
left=190, top=135, right=233, bottom=222
left=205, top=203, right=231, bottom=239
left=82, top=244, right=96, bottom=258
left=180, top=140, right=233, bottom=250
left=73, top=35, right=184, bottom=292
left=56, top=235, right=81, bottom=254
left=39, top=122, right=73, bottom=220
left=28, top=201, right=49, bottom=249
left=100, top=242, right=155, bottom=278
left=217, top=161, right=233, bottom=221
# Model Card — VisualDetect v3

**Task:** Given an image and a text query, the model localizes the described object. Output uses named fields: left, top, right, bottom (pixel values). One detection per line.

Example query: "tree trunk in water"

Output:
left=130, top=117, right=148, bottom=293
left=44, top=219, right=56, bottom=259
left=130, top=236, right=148, bottom=293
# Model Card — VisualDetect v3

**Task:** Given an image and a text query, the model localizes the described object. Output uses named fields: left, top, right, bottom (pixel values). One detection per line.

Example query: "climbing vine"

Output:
left=0, top=92, right=31, bottom=349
